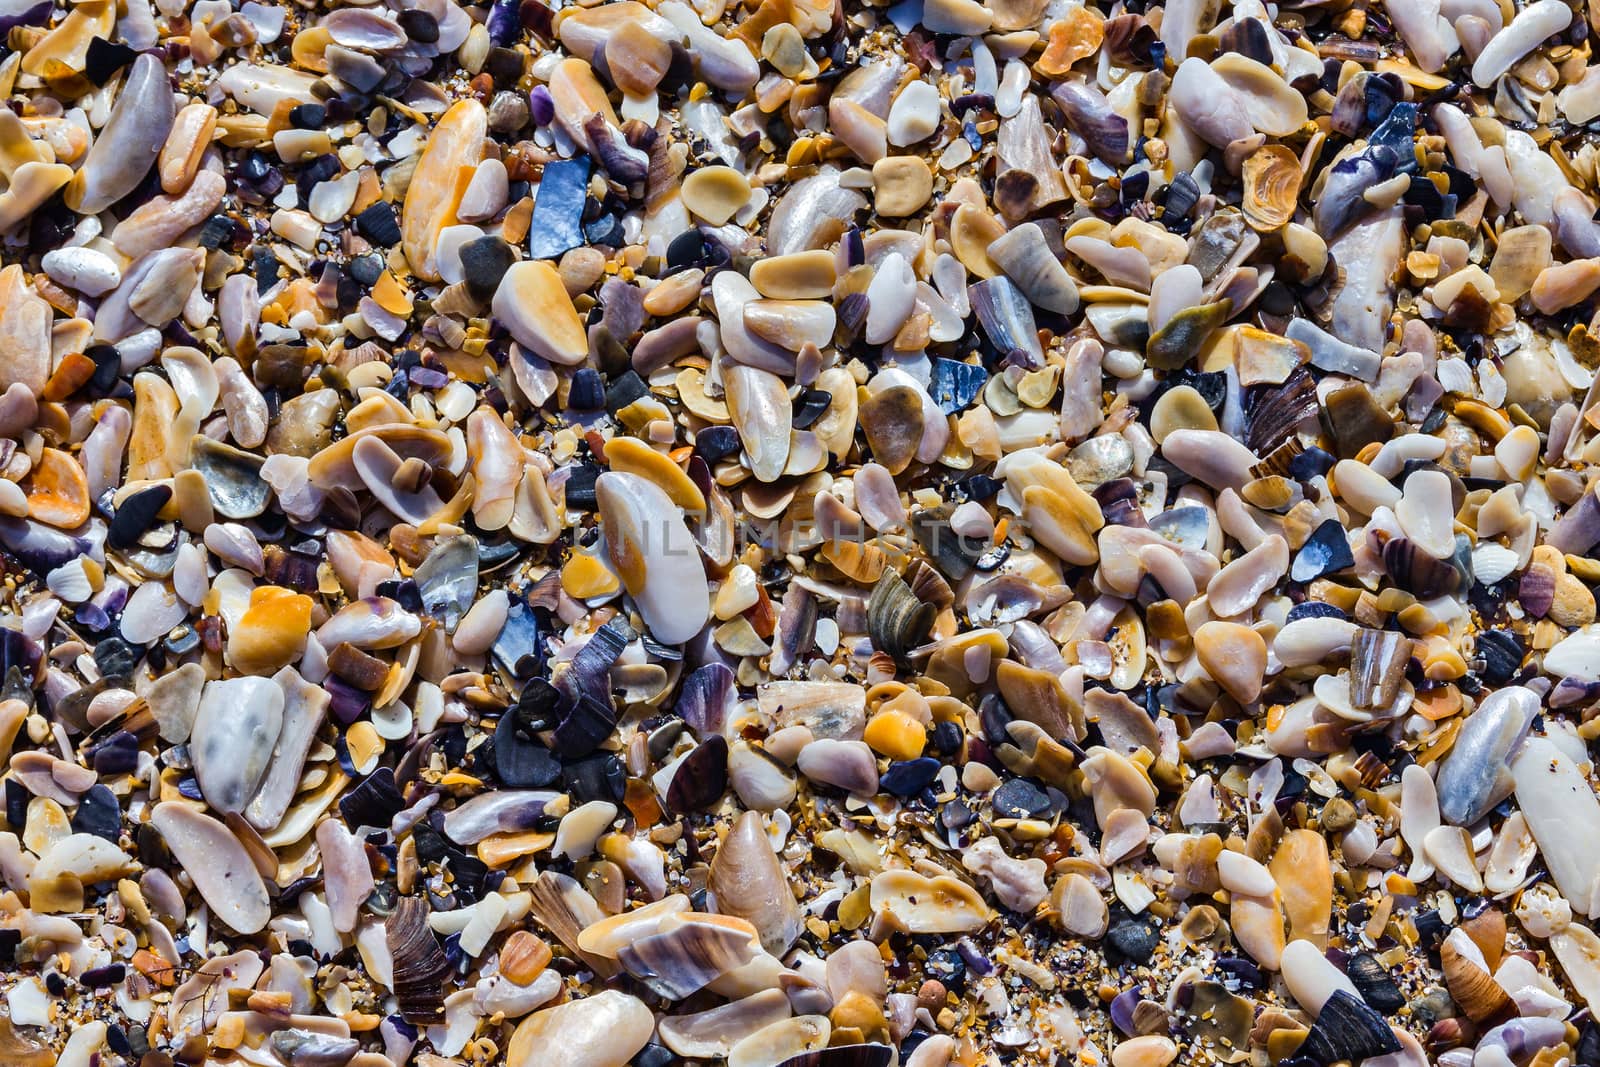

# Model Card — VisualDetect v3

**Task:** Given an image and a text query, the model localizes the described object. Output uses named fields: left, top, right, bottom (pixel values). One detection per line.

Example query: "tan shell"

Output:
left=401, top=99, right=486, bottom=282
left=1242, top=144, right=1303, bottom=232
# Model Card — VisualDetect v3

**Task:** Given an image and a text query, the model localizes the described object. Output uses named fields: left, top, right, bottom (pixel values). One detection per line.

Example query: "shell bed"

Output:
left=10, top=0, right=1600, bottom=1066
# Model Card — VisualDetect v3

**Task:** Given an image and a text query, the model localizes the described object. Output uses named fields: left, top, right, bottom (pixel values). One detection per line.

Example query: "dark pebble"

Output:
left=348, top=253, right=385, bottom=286
left=1475, top=628, right=1523, bottom=685
left=1345, top=952, right=1406, bottom=1014
left=930, top=720, right=962, bottom=755
left=991, top=777, right=1051, bottom=820
left=339, top=767, right=404, bottom=830
left=1288, top=445, right=1336, bottom=480
left=695, top=425, right=741, bottom=464
left=563, top=463, right=601, bottom=510
left=1105, top=912, right=1160, bottom=964
left=494, top=711, right=562, bottom=788
left=528, top=156, right=591, bottom=260
left=633, top=1044, right=675, bottom=1067
left=562, top=752, right=627, bottom=804
left=79, top=963, right=125, bottom=988
left=109, top=484, right=172, bottom=548
left=94, top=636, right=142, bottom=680
left=84, top=37, right=136, bottom=85
left=197, top=214, right=236, bottom=250
left=70, top=783, right=122, bottom=842
left=289, top=103, right=326, bottom=129
left=879, top=757, right=940, bottom=797
left=355, top=202, right=402, bottom=247
left=459, top=235, right=516, bottom=300
left=665, top=229, right=705, bottom=270
left=792, top=388, right=832, bottom=428
left=398, top=8, right=439, bottom=41
left=568, top=368, right=605, bottom=409
left=928, top=358, right=987, bottom=414
left=1286, top=601, right=1348, bottom=623
left=605, top=370, right=649, bottom=413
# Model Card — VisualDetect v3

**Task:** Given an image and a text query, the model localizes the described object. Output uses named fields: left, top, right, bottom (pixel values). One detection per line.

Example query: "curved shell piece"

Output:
left=402, top=99, right=487, bottom=282
left=596, top=470, right=711, bottom=644
left=65, top=53, right=176, bottom=215
left=149, top=802, right=272, bottom=934
left=869, top=869, right=994, bottom=934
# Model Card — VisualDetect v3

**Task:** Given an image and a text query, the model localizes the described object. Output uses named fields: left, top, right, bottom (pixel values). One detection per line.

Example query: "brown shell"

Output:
left=1440, top=939, right=1516, bottom=1025
left=1242, top=143, right=1303, bottom=232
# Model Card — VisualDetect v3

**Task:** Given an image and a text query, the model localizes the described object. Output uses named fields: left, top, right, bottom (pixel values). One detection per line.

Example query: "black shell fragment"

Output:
left=1296, top=990, right=1402, bottom=1065
left=1291, top=520, right=1355, bottom=583
left=1345, top=953, right=1406, bottom=1015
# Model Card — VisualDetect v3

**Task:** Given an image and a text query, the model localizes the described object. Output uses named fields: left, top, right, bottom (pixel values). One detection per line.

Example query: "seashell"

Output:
left=382, top=895, right=451, bottom=1025
left=1513, top=735, right=1600, bottom=916
left=189, top=675, right=285, bottom=816
left=1145, top=299, right=1230, bottom=371
left=443, top=790, right=559, bottom=845
left=317, top=817, right=375, bottom=934
left=867, top=570, right=934, bottom=663
left=0, top=161, right=70, bottom=234
left=615, top=912, right=762, bottom=999
left=596, top=470, right=710, bottom=645
left=988, top=223, right=1078, bottom=315
left=1194, top=621, right=1266, bottom=704
left=65, top=53, right=175, bottom=215
left=1471, top=0, right=1570, bottom=86
left=757, top=681, right=866, bottom=740
left=1440, top=938, right=1514, bottom=1024
left=795, top=738, right=878, bottom=796
left=1435, top=685, right=1537, bottom=826
left=1272, top=831, right=1332, bottom=949
left=190, top=436, right=270, bottom=520
left=1241, top=144, right=1302, bottom=232
left=868, top=869, right=993, bottom=934
left=743, top=300, right=836, bottom=352
left=709, top=811, right=804, bottom=954
left=493, top=260, right=589, bottom=366
left=1295, top=990, right=1402, bottom=1064
left=1348, top=629, right=1412, bottom=711
left=659, top=989, right=792, bottom=1059
left=227, top=587, right=312, bottom=676
left=729, top=1016, right=832, bottom=1067
left=402, top=99, right=486, bottom=282
left=666, top=735, right=730, bottom=812
left=112, top=170, right=226, bottom=260
left=149, top=802, right=271, bottom=934
left=246, top=668, right=330, bottom=831
left=1422, top=825, right=1482, bottom=893
left=1170, top=58, right=1254, bottom=148
left=0, top=264, right=50, bottom=396
left=767, top=168, right=867, bottom=257
left=1051, top=79, right=1129, bottom=164
left=1483, top=811, right=1536, bottom=894
left=23, top=448, right=89, bottom=530
left=1380, top=537, right=1458, bottom=600
left=1344, top=952, right=1405, bottom=1015
left=1325, top=208, right=1404, bottom=355
left=1052, top=872, right=1108, bottom=938
left=1080, top=747, right=1157, bottom=828
left=1207, top=534, right=1289, bottom=617
left=318, top=596, right=421, bottom=651
left=724, top=363, right=792, bottom=482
